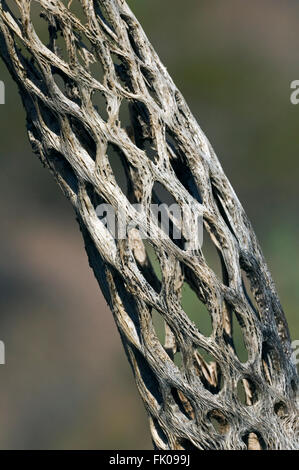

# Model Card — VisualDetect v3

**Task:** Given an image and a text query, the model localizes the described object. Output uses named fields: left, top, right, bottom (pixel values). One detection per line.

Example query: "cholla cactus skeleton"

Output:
left=0, top=0, right=297, bottom=449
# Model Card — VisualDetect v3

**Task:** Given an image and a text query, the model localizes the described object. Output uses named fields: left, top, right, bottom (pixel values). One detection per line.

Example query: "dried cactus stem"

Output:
left=0, top=0, right=298, bottom=450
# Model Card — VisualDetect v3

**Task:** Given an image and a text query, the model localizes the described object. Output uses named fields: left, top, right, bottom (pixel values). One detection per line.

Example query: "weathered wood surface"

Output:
left=0, top=0, right=297, bottom=449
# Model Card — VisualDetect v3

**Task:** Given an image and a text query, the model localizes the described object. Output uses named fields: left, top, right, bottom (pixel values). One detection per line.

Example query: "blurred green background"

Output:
left=0, top=0, right=298, bottom=449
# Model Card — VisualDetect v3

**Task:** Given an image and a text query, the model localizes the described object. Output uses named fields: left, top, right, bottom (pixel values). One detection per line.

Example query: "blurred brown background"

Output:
left=0, top=0, right=298, bottom=449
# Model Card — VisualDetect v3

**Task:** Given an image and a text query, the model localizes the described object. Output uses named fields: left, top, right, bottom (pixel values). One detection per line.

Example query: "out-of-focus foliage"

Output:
left=0, top=0, right=298, bottom=449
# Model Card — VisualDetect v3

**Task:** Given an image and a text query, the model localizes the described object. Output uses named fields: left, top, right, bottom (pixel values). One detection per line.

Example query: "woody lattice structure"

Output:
left=0, top=0, right=298, bottom=450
